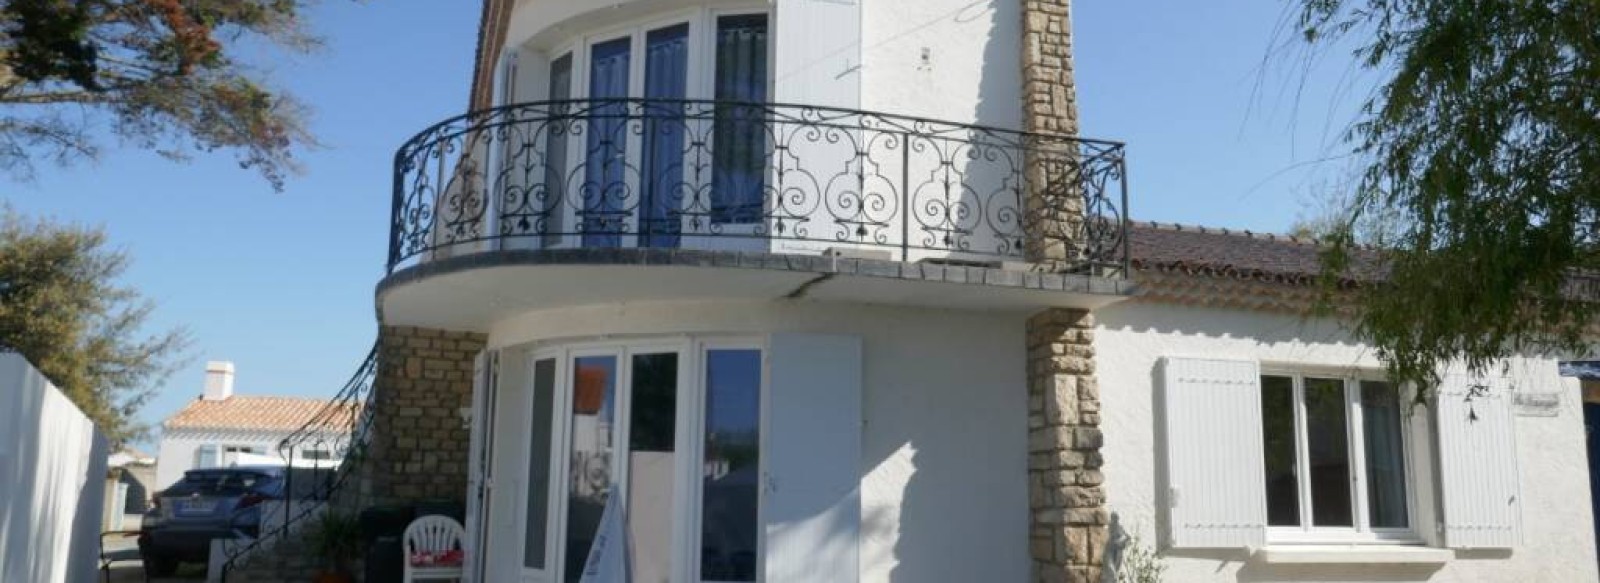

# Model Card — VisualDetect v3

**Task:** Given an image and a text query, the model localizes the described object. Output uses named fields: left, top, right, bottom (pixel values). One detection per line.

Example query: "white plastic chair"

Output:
left=403, top=515, right=466, bottom=582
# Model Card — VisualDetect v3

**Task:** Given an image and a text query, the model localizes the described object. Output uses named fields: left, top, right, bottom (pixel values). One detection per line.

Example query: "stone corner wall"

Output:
left=362, top=325, right=488, bottom=507
left=1027, top=308, right=1106, bottom=583
left=1020, top=0, right=1086, bottom=269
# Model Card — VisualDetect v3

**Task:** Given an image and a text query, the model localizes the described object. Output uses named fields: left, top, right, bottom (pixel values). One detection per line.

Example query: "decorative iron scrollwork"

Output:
left=390, top=99, right=1127, bottom=275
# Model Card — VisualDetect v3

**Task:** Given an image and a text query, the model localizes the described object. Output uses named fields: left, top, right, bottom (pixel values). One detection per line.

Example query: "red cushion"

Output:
left=409, top=550, right=463, bottom=567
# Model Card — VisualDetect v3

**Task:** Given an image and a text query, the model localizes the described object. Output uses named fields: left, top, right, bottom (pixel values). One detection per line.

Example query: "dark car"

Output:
left=138, top=466, right=330, bottom=576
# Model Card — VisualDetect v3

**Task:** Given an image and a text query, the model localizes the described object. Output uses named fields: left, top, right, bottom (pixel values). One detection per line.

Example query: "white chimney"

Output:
left=203, top=361, right=235, bottom=401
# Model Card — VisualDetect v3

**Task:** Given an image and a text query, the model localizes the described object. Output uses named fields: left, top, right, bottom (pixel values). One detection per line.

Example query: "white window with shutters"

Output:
left=1159, top=356, right=1523, bottom=552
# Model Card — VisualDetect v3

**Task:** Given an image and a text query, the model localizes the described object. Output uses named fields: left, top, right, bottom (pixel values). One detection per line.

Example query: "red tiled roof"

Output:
left=163, top=396, right=355, bottom=433
left=1128, top=221, right=1385, bottom=285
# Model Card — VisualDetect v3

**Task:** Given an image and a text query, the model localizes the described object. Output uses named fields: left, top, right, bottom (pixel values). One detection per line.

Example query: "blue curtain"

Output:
left=712, top=15, right=769, bottom=224
left=584, top=38, right=631, bottom=248
left=640, top=25, right=689, bottom=248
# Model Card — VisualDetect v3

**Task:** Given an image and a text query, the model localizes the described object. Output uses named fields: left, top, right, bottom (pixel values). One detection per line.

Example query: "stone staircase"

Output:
left=222, top=532, right=328, bottom=583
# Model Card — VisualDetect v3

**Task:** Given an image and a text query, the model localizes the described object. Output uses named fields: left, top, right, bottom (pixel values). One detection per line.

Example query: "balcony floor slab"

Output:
left=377, top=248, right=1134, bottom=331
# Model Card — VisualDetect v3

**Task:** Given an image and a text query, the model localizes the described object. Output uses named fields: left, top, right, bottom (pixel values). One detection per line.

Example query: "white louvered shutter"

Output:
left=1435, top=374, right=1522, bottom=548
left=1159, top=356, right=1267, bottom=548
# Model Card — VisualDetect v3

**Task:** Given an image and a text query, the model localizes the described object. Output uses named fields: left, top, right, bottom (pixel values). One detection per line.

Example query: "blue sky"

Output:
left=1, top=2, right=1371, bottom=448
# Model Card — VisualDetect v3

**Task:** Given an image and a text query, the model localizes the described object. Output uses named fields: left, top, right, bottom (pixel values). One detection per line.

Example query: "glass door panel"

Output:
left=640, top=24, right=690, bottom=249
left=711, top=15, right=769, bottom=227
left=628, top=352, right=680, bottom=583
left=542, top=54, right=573, bottom=248
left=563, top=355, right=617, bottom=581
left=523, top=358, right=557, bottom=571
left=700, top=349, right=761, bottom=581
left=583, top=39, right=632, bottom=248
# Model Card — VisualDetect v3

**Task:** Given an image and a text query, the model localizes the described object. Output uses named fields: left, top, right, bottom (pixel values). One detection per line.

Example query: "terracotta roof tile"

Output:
left=1128, top=221, right=1385, bottom=285
left=163, top=396, right=355, bottom=433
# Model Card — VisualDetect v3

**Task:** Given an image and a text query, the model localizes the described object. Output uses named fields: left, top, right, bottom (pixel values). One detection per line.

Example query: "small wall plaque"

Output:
left=1514, top=392, right=1562, bottom=417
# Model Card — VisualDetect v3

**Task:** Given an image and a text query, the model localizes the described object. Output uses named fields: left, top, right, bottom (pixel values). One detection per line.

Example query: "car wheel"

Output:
left=143, top=553, right=180, bottom=577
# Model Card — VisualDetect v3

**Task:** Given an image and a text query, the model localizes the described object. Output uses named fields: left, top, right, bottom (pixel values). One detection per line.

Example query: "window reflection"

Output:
left=701, top=349, right=761, bottom=581
left=564, top=355, right=616, bottom=582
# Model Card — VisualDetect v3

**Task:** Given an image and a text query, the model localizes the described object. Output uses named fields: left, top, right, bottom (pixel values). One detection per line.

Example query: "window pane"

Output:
left=629, top=353, right=678, bottom=583
left=1361, top=381, right=1409, bottom=528
left=542, top=53, right=572, bottom=246
left=565, top=355, right=617, bottom=582
left=712, top=14, right=769, bottom=224
left=1304, top=377, right=1353, bottom=527
left=701, top=349, right=761, bottom=581
left=640, top=24, right=689, bottom=248
left=524, top=358, right=556, bottom=569
left=195, top=445, right=217, bottom=469
left=583, top=38, right=631, bottom=248
left=1260, top=375, right=1300, bottom=527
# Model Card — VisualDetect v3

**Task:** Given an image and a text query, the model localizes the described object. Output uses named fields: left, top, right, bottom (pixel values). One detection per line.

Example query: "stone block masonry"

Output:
left=361, top=325, right=488, bottom=506
left=1020, top=0, right=1087, bottom=269
left=1027, top=308, right=1106, bottom=583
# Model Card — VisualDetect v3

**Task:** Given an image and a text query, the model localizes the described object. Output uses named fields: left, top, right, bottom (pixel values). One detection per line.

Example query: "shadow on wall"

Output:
left=864, top=317, right=1029, bottom=581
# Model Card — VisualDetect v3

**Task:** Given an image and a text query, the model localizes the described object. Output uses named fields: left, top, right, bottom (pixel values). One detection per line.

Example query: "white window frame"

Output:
left=1260, top=367, right=1421, bottom=545
left=515, top=335, right=765, bottom=583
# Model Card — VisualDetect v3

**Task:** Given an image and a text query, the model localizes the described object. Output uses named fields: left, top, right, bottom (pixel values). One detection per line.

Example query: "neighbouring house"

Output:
left=106, top=447, right=158, bottom=531
left=154, top=361, right=352, bottom=492
left=226, top=1, right=1600, bottom=582
left=0, top=353, right=108, bottom=583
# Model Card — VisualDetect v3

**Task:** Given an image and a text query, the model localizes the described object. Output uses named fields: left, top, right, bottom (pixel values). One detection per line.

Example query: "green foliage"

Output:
left=0, top=206, right=187, bottom=444
left=1109, top=531, right=1165, bottom=583
left=1294, top=0, right=1600, bottom=393
left=0, top=0, right=330, bottom=190
left=307, top=510, right=363, bottom=571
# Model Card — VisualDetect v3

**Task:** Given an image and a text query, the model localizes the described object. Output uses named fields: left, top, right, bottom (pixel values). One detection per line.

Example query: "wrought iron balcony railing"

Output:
left=390, top=99, right=1128, bottom=275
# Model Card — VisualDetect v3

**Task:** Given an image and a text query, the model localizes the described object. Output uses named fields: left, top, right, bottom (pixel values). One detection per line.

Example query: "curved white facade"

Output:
left=477, top=300, right=1030, bottom=582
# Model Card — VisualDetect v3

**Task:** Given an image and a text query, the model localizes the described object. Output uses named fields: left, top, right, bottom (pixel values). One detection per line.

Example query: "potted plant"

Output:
left=308, top=510, right=362, bottom=583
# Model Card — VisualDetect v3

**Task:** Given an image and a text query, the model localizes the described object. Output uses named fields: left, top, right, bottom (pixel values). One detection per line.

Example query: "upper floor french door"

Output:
left=533, top=10, right=772, bottom=251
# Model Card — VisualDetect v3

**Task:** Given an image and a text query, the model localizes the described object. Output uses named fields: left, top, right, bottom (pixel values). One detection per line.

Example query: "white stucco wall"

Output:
left=0, top=354, right=108, bottom=583
left=1094, top=301, right=1600, bottom=582
left=480, top=300, right=1031, bottom=583
left=860, top=0, right=1021, bottom=129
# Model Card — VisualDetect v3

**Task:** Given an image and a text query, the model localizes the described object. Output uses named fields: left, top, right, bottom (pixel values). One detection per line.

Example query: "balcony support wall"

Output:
left=361, top=325, right=488, bottom=506
left=1026, top=308, right=1106, bottom=583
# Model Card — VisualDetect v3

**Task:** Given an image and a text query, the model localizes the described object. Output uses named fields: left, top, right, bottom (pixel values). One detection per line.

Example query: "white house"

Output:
left=154, top=361, right=351, bottom=491
left=228, top=1, right=1600, bottom=582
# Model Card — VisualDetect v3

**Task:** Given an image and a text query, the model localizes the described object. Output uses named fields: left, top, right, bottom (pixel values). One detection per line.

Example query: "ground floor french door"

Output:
left=518, top=340, right=764, bottom=583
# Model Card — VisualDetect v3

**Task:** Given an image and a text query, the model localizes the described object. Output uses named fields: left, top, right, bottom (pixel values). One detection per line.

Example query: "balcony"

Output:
left=381, top=100, right=1131, bottom=327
